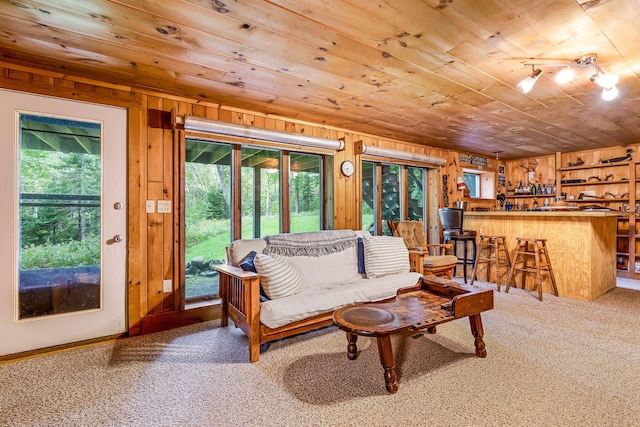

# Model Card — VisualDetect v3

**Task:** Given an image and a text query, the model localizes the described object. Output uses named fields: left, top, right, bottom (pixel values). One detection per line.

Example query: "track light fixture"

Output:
left=519, top=53, right=619, bottom=100
left=517, top=66, right=543, bottom=93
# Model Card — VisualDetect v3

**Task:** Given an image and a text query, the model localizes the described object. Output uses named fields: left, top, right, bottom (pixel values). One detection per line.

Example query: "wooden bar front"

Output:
left=464, top=211, right=619, bottom=301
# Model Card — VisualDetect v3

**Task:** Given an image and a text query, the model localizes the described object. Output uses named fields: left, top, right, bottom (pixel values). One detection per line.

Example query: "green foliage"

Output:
left=206, top=187, right=230, bottom=220
left=21, top=237, right=100, bottom=269
left=407, top=167, right=424, bottom=220
left=20, top=148, right=101, bottom=247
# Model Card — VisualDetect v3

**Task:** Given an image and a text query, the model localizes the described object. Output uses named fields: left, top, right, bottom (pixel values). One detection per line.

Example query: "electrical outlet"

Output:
left=157, top=200, right=172, bottom=213
left=163, top=280, right=172, bottom=293
left=145, top=200, right=155, bottom=213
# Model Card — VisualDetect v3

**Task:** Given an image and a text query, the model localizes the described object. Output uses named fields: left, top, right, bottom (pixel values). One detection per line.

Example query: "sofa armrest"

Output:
left=215, top=263, right=260, bottom=280
left=214, top=264, right=262, bottom=362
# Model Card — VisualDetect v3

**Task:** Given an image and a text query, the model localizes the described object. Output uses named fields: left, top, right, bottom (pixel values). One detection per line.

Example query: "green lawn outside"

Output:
left=185, top=213, right=320, bottom=299
left=185, top=213, right=321, bottom=262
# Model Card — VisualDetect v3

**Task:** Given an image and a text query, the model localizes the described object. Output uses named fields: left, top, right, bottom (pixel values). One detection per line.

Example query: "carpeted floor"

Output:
left=1, top=280, right=639, bottom=427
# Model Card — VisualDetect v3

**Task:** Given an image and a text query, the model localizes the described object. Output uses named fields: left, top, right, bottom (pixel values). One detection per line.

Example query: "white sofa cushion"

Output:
left=282, top=246, right=362, bottom=289
left=363, top=235, right=410, bottom=278
left=259, top=271, right=422, bottom=329
left=254, top=254, right=302, bottom=299
left=228, top=238, right=267, bottom=266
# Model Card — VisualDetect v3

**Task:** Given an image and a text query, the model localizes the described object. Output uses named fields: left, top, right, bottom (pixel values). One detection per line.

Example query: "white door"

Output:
left=0, top=89, right=126, bottom=356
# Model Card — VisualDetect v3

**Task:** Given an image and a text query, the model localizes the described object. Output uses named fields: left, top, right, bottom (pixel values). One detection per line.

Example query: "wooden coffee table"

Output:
left=332, top=276, right=493, bottom=393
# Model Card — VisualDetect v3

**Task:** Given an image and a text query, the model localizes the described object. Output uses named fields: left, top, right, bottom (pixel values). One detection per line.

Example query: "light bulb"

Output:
left=517, top=69, right=543, bottom=93
left=517, top=76, right=536, bottom=93
left=593, top=72, right=619, bottom=88
left=602, top=86, right=619, bottom=101
left=555, top=68, right=575, bottom=84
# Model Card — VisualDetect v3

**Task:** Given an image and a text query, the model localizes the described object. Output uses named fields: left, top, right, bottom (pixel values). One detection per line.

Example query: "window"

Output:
left=183, top=138, right=325, bottom=302
left=289, top=153, right=322, bottom=233
left=241, top=147, right=281, bottom=238
left=184, top=139, right=232, bottom=300
left=18, top=114, right=102, bottom=318
left=362, top=161, right=430, bottom=236
left=407, top=167, right=425, bottom=221
left=381, top=165, right=401, bottom=235
left=463, top=172, right=481, bottom=198
left=463, top=169, right=495, bottom=199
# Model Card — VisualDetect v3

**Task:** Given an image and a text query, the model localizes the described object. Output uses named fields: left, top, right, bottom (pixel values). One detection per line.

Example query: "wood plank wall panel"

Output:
left=11, top=62, right=627, bottom=336
left=162, top=99, right=178, bottom=311
left=127, top=99, right=146, bottom=335
left=145, top=96, right=165, bottom=315
left=505, top=154, right=556, bottom=191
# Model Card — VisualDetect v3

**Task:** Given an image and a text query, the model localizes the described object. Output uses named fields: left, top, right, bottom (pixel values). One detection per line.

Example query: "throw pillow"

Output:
left=253, top=253, right=303, bottom=299
left=363, top=236, right=410, bottom=279
left=239, top=251, right=257, bottom=272
left=357, top=237, right=366, bottom=274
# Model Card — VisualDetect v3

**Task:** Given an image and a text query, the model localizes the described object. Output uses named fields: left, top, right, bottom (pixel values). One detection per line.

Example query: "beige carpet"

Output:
left=1, top=280, right=639, bottom=427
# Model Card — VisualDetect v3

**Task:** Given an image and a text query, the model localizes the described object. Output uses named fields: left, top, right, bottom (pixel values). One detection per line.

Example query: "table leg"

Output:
left=376, top=334, right=398, bottom=394
left=469, top=314, right=487, bottom=358
left=346, top=333, right=358, bottom=360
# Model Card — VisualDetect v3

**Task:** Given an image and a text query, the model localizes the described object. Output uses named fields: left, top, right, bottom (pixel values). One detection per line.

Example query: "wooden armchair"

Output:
left=389, top=220, right=458, bottom=279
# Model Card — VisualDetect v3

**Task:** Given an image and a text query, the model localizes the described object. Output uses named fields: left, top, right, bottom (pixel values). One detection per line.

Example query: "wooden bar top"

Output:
left=465, top=211, right=621, bottom=217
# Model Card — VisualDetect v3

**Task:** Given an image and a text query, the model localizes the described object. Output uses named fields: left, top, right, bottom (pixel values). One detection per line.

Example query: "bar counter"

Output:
left=464, top=211, right=620, bottom=301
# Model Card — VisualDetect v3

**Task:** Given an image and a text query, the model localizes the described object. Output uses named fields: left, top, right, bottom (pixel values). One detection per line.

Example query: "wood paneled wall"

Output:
left=0, top=62, right=451, bottom=334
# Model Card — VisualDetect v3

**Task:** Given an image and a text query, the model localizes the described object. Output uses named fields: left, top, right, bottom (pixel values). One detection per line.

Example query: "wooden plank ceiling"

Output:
left=1, top=0, right=639, bottom=159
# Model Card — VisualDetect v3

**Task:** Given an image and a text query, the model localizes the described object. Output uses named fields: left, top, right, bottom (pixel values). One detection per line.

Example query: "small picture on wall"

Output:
left=498, top=165, right=505, bottom=175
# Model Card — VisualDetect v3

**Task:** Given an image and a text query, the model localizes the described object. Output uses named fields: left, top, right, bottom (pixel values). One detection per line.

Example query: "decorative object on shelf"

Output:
left=599, top=148, right=633, bottom=164
left=604, top=192, right=629, bottom=199
left=517, top=53, right=620, bottom=101
left=507, top=181, right=514, bottom=196
left=566, top=157, right=585, bottom=167
left=561, top=178, right=587, bottom=184
left=587, top=174, right=614, bottom=182
left=578, top=191, right=603, bottom=200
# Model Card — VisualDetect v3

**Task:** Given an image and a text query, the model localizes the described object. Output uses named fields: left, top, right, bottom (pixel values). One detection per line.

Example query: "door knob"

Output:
left=107, top=234, right=124, bottom=245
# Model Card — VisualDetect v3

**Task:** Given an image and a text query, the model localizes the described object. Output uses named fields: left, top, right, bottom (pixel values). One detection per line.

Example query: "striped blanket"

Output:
left=263, top=230, right=357, bottom=257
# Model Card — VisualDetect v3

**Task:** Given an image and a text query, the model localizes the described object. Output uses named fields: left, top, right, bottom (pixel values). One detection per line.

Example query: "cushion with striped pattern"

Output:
left=363, top=236, right=410, bottom=279
left=254, top=253, right=303, bottom=299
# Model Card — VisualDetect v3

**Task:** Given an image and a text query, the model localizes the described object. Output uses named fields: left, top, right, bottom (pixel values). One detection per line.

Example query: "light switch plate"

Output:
left=163, top=280, right=172, bottom=293
left=157, top=200, right=172, bottom=213
left=145, top=200, right=155, bottom=213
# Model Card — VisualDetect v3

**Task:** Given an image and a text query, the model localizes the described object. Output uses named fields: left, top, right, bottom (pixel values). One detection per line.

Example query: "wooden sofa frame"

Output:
left=216, top=257, right=432, bottom=362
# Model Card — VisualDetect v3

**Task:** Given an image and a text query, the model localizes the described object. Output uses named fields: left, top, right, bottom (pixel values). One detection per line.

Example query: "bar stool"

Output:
left=506, top=237, right=558, bottom=301
left=471, top=235, right=511, bottom=291
left=438, top=208, right=477, bottom=283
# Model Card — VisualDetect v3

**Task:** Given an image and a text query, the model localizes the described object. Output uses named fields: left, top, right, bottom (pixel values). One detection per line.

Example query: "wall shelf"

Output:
left=506, top=193, right=556, bottom=198
left=561, top=180, right=628, bottom=186
left=559, top=161, right=631, bottom=172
